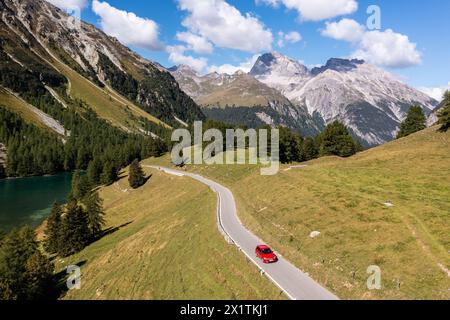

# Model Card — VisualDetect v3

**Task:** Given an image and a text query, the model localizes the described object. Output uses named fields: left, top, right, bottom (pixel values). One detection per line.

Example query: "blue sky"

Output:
left=51, top=0, right=450, bottom=100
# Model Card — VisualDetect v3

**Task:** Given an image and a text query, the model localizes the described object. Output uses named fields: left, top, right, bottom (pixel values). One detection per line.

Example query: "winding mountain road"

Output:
left=147, top=165, right=338, bottom=300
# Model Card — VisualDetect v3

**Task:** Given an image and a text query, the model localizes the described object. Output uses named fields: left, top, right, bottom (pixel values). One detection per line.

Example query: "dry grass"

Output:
left=59, top=166, right=283, bottom=300
left=146, top=127, right=450, bottom=299
left=0, top=87, right=54, bottom=132
left=44, top=53, right=169, bottom=132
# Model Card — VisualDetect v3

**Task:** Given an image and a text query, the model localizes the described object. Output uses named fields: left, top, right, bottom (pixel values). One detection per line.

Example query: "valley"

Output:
left=0, top=0, right=448, bottom=303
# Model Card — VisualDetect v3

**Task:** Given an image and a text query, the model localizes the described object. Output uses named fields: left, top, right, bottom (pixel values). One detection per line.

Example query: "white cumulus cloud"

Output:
left=167, top=45, right=208, bottom=73
left=257, top=0, right=358, bottom=21
left=321, top=18, right=364, bottom=42
left=418, top=82, right=450, bottom=102
left=208, top=54, right=261, bottom=75
left=176, top=32, right=214, bottom=54
left=92, top=0, right=164, bottom=51
left=322, top=18, right=422, bottom=68
left=178, top=0, right=273, bottom=53
left=277, top=31, right=302, bottom=47
left=47, top=0, right=88, bottom=10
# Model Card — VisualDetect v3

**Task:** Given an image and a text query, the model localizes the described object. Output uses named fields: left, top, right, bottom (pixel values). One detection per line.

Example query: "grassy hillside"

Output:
left=0, top=87, right=56, bottom=133
left=0, top=24, right=169, bottom=133
left=146, top=127, right=450, bottom=299
left=42, top=51, right=171, bottom=132
left=58, top=166, right=283, bottom=300
left=197, top=74, right=293, bottom=108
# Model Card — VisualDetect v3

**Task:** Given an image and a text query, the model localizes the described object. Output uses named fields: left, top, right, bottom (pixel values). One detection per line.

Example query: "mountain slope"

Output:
left=0, top=0, right=204, bottom=128
left=147, top=126, right=450, bottom=299
left=170, top=65, right=323, bottom=136
left=251, top=53, right=438, bottom=146
left=428, top=100, right=445, bottom=126
left=57, top=165, right=282, bottom=300
left=0, top=86, right=67, bottom=136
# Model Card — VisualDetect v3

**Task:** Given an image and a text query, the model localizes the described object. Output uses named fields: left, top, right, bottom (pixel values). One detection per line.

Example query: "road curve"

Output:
left=147, top=165, right=338, bottom=300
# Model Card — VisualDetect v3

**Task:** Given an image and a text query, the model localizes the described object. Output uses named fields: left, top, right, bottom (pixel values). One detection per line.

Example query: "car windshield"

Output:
left=261, top=248, right=272, bottom=254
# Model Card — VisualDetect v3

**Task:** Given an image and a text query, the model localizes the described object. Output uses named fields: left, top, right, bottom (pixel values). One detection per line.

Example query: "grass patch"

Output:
left=41, top=50, right=170, bottom=132
left=146, top=127, right=450, bottom=299
left=0, top=87, right=54, bottom=132
left=58, top=167, right=283, bottom=300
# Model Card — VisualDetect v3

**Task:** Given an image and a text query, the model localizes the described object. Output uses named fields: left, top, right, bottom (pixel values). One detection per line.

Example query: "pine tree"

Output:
left=397, top=105, right=427, bottom=138
left=85, top=192, right=106, bottom=238
left=319, top=121, right=360, bottom=158
left=301, top=137, right=319, bottom=161
left=44, top=203, right=62, bottom=254
left=279, top=127, right=302, bottom=164
left=24, top=251, right=54, bottom=300
left=101, top=161, right=117, bottom=186
left=58, top=201, right=90, bottom=257
left=70, top=171, right=91, bottom=200
left=128, top=159, right=146, bottom=189
left=438, top=90, right=450, bottom=132
left=0, top=226, right=40, bottom=300
left=86, top=159, right=102, bottom=186
left=0, top=164, right=5, bottom=179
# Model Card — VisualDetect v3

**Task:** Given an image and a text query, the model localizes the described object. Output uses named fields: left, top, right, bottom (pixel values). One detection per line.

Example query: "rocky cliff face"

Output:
left=170, top=64, right=323, bottom=136
left=250, top=53, right=438, bottom=146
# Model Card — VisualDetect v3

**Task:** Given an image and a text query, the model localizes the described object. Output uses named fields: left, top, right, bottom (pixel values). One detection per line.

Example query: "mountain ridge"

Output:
left=0, top=0, right=205, bottom=128
left=170, top=64, right=323, bottom=136
left=172, top=52, right=438, bottom=146
left=251, top=53, right=438, bottom=146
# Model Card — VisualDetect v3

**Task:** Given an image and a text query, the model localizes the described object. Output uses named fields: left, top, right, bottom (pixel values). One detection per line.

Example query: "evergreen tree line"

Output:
left=45, top=191, right=105, bottom=258
left=438, top=91, right=450, bottom=132
left=0, top=45, right=167, bottom=179
left=97, top=52, right=205, bottom=126
left=0, top=105, right=167, bottom=178
left=0, top=191, right=105, bottom=300
left=188, top=119, right=362, bottom=164
left=0, top=226, right=54, bottom=300
left=0, top=107, right=65, bottom=176
left=277, top=121, right=363, bottom=163
left=396, top=105, right=427, bottom=139
left=0, top=48, right=66, bottom=97
left=395, top=97, right=450, bottom=139
left=0, top=163, right=120, bottom=300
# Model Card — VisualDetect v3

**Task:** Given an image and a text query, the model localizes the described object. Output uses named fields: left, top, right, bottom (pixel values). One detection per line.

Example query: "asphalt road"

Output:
left=147, top=166, right=339, bottom=300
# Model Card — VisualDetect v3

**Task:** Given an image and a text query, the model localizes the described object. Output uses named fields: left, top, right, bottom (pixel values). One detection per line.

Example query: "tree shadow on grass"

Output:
left=143, top=174, right=152, bottom=185
left=50, top=221, right=132, bottom=299
left=94, top=221, right=133, bottom=242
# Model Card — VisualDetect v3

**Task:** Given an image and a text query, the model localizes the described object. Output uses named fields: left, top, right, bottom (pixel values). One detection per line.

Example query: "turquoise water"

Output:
left=0, top=172, right=73, bottom=232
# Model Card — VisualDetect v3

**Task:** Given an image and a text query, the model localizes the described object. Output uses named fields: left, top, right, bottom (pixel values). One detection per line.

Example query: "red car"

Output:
left=255, top=245, right=278, bottom=263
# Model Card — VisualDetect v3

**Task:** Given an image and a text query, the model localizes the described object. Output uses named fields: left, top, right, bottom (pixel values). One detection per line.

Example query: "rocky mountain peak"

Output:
left=250, top=52, right=309, bottom=78
left=168, top=64, right=198, bottom=76
left=311, top=58, right=365, bottom=75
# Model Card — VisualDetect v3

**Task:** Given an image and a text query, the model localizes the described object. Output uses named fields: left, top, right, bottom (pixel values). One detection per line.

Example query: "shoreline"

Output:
left=0, top=171, right=73, bottom=181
